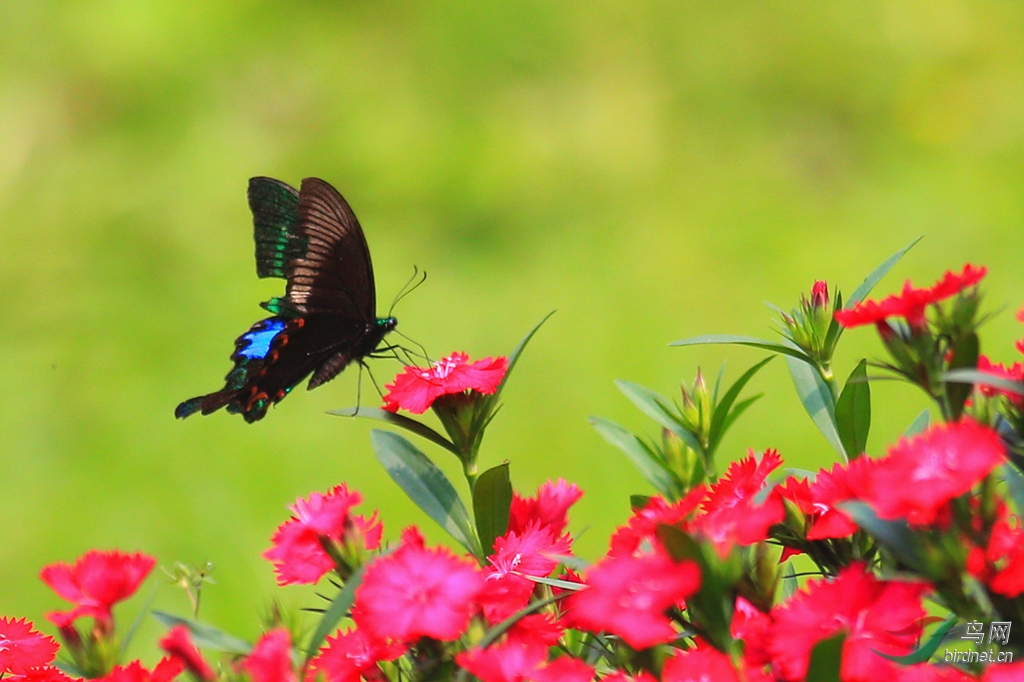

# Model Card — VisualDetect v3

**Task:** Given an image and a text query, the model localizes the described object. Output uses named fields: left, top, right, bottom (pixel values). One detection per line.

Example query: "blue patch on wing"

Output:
left=238, top=318, right=286, bottom=359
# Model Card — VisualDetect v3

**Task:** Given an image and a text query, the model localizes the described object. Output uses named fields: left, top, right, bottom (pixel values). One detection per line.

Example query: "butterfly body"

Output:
left=176, top=177, right=395, bottom=423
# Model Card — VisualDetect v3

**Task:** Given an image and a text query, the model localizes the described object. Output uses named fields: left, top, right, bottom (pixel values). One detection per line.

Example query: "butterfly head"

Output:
left=377, top=316, right=398, bottom=333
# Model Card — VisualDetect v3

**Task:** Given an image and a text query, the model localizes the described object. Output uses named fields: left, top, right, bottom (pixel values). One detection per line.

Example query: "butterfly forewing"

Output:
left=286, top=178, right=376, bottom=319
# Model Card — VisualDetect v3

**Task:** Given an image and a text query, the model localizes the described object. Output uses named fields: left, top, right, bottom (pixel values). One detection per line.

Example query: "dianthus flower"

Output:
left=456, top=640, right=593, bottom=682
left=159, top=626, right=215, bottom=682
left=308, top=628, right=403, bottom=682
left=507, top=479, right=582, bottom=537
left=661, top=646, right=742, bottom=682
left=480, top=522, right=572, bottom=623
left=803, top=458, right=875, bottom=540
left=692, top=449, right=785, bottom=556
left=99, top=658, right=183, bottom=682
left=860, top=420, right=1005, bottom=525
left=835, top=264, right=986, bottom=329
left=40, top=550, right=156, bottom=630
left=382, top=352, right=508, bottom=414
left=263, top=484, right=381, bottom=586
left=352, top=528, right=485, bottom=643
left=243, top=629, right=293, bottom=682
left=569, top=551, right=700, bottom=649
left=983, top=662, right=1024, bottom=681
left=768, top=563, right=926, bottom=682
left=609, top=488, right=705, bottom=557
left=0, top=618, right=59, bottom=675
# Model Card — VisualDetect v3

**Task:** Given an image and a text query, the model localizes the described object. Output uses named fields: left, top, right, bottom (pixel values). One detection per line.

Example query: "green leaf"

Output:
left=151, top=612, right=252, bottom=655
left=945, top=332, right=979, bottom=420
left=905, top=409, right=930, bottom=436
left=943, top=369, right=1024, bottom=396
left=523, top=575, right=587, bottom=591
left=835, top=359, right=871, bottom=459
left=630, top=494, right=652, bottom=511
left=805, top=633, right=845, bottom=682
left=303, top=565, right=365, bottom=665
left=120, top=582, right=159, bottom=657
left=589, top=417, right=679, bottom=498
left=840, top=502, right=928, bottom=573
left=371, top=430, right=480, bottom=557
left=708, top=356, right=774, bottom=453
left=669, top=334, right=812, bottom=363
left=847, top=236, right=921, bottom=306
left=614, top=380, right=703, bottom=453
left=473, top=311, right=555, bottom=434
left=872, top=616, right=957, bottom=665
left=716, top=394, right=762, bottom=444
left=786, top=355, right=844, bottom=459
left=779, top=561, right=798, bottom=602
left=329, top=407, right=459, bottom=456
left=473, top=463, right=513, bottom=556
left=1000, top=463, right=1024, bottom=516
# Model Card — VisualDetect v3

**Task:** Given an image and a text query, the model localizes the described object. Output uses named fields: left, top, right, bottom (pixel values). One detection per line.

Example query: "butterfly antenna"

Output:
left=393, top=329, right=431, bottom=363
left=388, top=266, right=427, bottom=316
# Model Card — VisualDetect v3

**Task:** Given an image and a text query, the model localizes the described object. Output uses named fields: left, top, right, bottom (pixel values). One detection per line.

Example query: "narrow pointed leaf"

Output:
left=847, top=236, right=921, bottom=306
left=302, top=564, right=366, bottom=665
left=708, top=356, right=774, bottom=451
left=670, top=335, right=812, bottom=362
left=905, top=410, right=930, bottom=437
left=151, top=612, right=252, bottom=655
left=716, top=394, right=762, bottom=445
left=805, top=633, right=845, bottom=682
left=786, top=355, right=844, bottom=459
left=872, top=616, right=957, bottom=665
left=590, top=417, right=678, bottom=498
left=473, top=463, right=513, bottom=556
left=329, top=407, right=459, bottom=456
left=835, top=359, right=871, bottom=459
left=472, top=311, right=555, bottom=435
left=371, top=430, right=480, bottom=557
left=1001, top=463, right=1024, bottom=516
left=943, top=369, right=1024, bottom=396
left=615, top=380, right=703, bottom=453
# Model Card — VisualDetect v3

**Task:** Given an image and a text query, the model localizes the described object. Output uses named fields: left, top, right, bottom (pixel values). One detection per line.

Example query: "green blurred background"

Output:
left=3, top=0, right=1024, bottom=658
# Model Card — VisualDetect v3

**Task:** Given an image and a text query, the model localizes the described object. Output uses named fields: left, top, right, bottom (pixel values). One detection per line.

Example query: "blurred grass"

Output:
left=2, top=0, right=1024, bottom=658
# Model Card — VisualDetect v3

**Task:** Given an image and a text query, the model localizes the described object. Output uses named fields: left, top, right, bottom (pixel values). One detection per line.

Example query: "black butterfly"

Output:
left=176, top=177, right=397, bottom=423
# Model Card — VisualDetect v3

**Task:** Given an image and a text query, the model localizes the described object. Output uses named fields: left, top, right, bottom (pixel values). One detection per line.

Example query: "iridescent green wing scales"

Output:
left=248, top=177, right=306, bottom=279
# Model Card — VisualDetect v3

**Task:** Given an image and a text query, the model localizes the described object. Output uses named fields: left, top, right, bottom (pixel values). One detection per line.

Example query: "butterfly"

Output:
left=176, top=177, right=397, bottom=423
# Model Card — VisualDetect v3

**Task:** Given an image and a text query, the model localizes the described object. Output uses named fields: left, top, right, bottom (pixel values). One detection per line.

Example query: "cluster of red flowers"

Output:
left=6, top=275, right=1024, bottom=681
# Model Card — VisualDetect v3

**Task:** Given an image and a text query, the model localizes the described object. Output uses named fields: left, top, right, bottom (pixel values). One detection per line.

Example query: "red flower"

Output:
left=804, top=459, right=875, bottom=540
left=767, top=564, right=927, bottom=682
left=159, top=626, right=215, bottom=682
left=0, top=618, right=59, bottom=675
left=731, top=596, right=773, bottom=668
left=263, top=485, right=381, bottom=586
left=569, top=551, right=700, bottom=649
left=382, top=352, right=508, bottom=414
left=692, top=449, right=785, bottom=555
left=480, top=523, right=572, bottom=623
left=308, top=629, right=403, bottom=682
left=835, top=264, right=986, bottom=328
left=243, top=630, right=293, bottom=682
left=40, top=551, right=156, bottom=630
left=861, top=420, right=1005, bottom=525
left=983, top=662, right=1024, bottom=681
left=661, top=646, right=741, bottom=682
left=609, top=488, right=705, bottom=557
left=601, top=674, right=658, bottom=682
left=507, top=479, right=582, bottom=538
left=99, top=658, right=183, bottom=682
left=811, top=280, right=829, bottom=309
left=455, top=642, right=592, bottom=682
left=352, top=530, right=485, bottom=643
